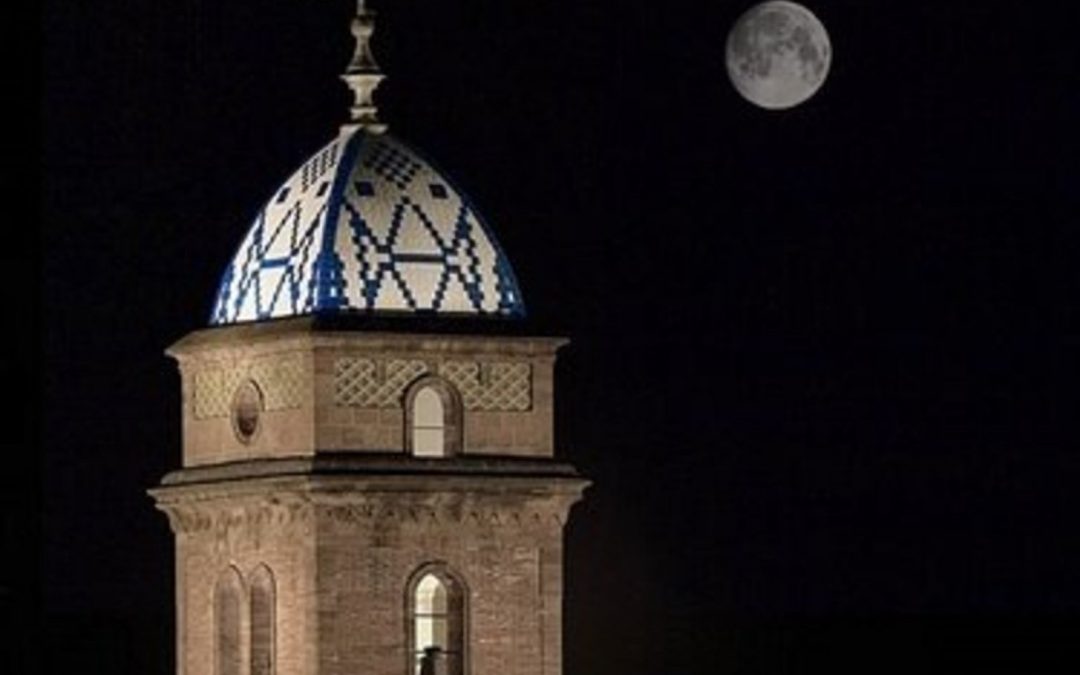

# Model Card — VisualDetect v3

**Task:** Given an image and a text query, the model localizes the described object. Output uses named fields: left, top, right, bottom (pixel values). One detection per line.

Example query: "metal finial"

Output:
left=341, top=0, right=386, bottom=133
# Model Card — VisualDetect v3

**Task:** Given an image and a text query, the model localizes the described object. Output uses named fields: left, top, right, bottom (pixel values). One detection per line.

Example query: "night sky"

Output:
left=37, top=0, right=1079, bottom=673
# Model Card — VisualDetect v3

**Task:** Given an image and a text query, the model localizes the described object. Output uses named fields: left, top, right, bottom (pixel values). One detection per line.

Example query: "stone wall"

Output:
left=312, top=345, right=556, bottom=457
left=168, top=320, right=564, bottom=467
left=169, top=498, right=319, bottom=675
left=154, top=319, right=585, bottom=675
left=153, top=474, right=584, bottom=675
left=178, top=347, right=317, bottom=465
left=314, top=524, right=559, bottom=675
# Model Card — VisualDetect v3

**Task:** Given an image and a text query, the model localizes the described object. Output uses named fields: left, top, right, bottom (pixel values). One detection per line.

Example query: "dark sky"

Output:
left=38, top=0, right=1079, bottom=673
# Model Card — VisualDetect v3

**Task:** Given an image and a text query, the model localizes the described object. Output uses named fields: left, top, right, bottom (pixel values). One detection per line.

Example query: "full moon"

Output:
left=726, top=1, right=831, bottom=110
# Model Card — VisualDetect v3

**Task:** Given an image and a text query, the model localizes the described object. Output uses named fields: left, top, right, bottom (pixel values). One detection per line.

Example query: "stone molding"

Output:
left=167, top=317, right=568, bottom=361
left=154, top=494, right=581, bottom=535
left=150, top=470, right=587, bottom=536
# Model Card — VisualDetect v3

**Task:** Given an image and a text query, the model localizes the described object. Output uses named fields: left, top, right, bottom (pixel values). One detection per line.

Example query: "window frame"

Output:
left=403, top=376, right=463, bottom=458
left=404, top=562, right=469, bottom=675
left=249, top=564, right=276, bottom=675
left=213, top=565, right=246, bottom=675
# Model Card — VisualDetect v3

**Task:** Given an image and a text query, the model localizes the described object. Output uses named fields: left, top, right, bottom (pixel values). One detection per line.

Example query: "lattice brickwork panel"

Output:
left=252, top=358, right=306, bottom=411
left=333, top=358, right=532, bottom=411
left=193, top=369, right=241, bottom=419
left=334, top=358, right=429, bottom=408
left=441, top=361, right=532, bottom=411
left=192, top=355, right=306, bottom=419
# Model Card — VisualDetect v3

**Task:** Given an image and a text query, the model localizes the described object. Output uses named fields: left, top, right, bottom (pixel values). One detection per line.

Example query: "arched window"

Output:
left=409, top=568, right=466, bottom=675
left=412, top=387, right=445, bottom=457
left=249, top=565, right=276, bottom=675
left=214, top=567, right=244, bottom=675
left=405, top=377, right=462, bottom=458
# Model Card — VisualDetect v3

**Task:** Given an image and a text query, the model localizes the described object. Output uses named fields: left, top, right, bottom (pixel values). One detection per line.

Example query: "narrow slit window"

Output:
left=250, top=566, right=276, bottom=675
left=214, top=569, right=243, bottom=675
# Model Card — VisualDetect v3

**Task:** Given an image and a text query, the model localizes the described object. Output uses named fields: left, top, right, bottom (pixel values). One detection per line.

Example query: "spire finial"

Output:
left=341, top=0, right=386, bottom=133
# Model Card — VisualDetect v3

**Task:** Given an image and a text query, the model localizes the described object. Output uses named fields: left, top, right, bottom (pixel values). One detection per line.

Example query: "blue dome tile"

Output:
left=210, top=128, right=526, bottom=324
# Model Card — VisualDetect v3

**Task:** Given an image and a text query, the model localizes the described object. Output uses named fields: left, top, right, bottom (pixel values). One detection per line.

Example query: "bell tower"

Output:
left=149, top=4, right=588, bottom=674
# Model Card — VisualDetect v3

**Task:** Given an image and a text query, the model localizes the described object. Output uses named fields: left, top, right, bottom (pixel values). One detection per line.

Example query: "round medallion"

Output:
left=231, top=380, right=264, bottom=443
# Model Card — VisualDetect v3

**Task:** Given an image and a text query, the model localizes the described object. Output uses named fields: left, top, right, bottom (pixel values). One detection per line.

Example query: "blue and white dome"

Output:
left=210, top=127, right=525, bottom=325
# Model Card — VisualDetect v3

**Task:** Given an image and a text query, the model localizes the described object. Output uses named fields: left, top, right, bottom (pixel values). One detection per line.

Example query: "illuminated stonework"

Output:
left=442, top=361, right=532, bottom=412
left=152, top=320, right=586, bottom=674
left=151, top=4, right=586, bottom=675
left=333, top=357, right=532, bottom=411
left=193, top=354, right=306, bottom=419
left=334, top=357, right=429, bottom=408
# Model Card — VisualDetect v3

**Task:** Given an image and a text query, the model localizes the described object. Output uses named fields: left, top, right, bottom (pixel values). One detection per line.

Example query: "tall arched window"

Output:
left=409, top=568, right=465, bottom=675
left=249, top=565, right=276, bottom=675
left=412, top=387, right=445, bottom=457
left=214, top=567, right=244, bottom=675
left=405, top=377, right=462, bottom=458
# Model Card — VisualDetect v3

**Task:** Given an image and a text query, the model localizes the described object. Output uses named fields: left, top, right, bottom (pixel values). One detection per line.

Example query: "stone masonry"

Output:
left=150, top=317, right=589, bottom=675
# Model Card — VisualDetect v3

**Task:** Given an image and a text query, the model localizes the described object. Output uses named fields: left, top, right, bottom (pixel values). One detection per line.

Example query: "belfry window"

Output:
left=405, top=377, right=462, bottom=458
left=411, top=571, right=465, bottom=675
left=214, top=567, right=244, bottom=675
left=250, top=565, right=276, bottom=675
left=411, top=387, right=446, bottom=457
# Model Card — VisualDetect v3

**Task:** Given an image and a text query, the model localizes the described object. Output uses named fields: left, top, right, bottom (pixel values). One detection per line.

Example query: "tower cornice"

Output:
left=149, top=456, right=589, bottom=535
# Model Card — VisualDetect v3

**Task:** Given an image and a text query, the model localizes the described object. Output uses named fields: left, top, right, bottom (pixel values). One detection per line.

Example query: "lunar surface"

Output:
left=726, top=1, right=831, bottom=109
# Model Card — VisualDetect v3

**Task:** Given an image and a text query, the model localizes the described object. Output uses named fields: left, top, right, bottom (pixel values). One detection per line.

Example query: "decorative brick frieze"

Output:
left=193, top=353, right=307, bottom=419
left=333, top=356, right=532, bottom=411
left=153, top=483, right=581, bottom=536
left=333, top=357, right=428, bottom=407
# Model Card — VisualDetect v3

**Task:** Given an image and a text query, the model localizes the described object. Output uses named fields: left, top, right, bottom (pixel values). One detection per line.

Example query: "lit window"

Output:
left=412, top=387, right=445, bottom=457
left=412, top=572, right=464, bottom=675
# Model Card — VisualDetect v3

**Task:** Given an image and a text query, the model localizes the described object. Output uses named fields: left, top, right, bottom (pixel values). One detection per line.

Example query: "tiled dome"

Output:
left=210, top=128, right=525, bottom=325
